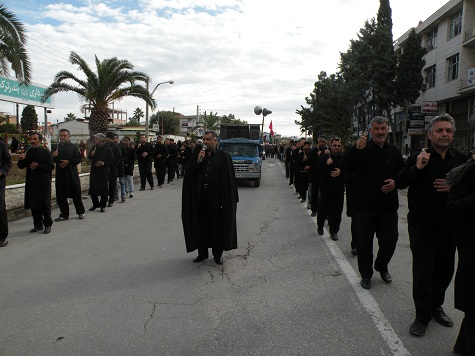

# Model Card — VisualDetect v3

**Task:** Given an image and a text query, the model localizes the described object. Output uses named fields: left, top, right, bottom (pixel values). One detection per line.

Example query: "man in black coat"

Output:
left=153, top=136, right=167, bottom=187
left=396, top=114, right=468, bottom=337
left=181, top=130, right=239, bottom=265
left=105, top=132, right=122, bottom=207
left=88, top=133, right=113, bottom=212
left=308, top=136, right=329, bottom=217
left=343, top=116, right=404, bottom=290
left=136, top=134, right=154, bottom=190
left=0, top=139, right=12, bottom=247
left=446, top=158, right=475, bottom=356
left=113, top=134, right=127, bottom=203
left=316, top=137, right=344, bottom=241
left=165, top=138, right=177, bottom=183
left=17, top=132, right=54, bottom=234
left=122, top=136, right=135, bottom=197
left=53, top=128, right=85, bottom=221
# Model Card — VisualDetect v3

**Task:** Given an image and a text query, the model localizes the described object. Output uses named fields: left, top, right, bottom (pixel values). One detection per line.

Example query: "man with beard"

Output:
left=105, top=132, right=121, bottom=207
left=316, top=137, right=344, bottom=241
left=53, top=129, right=85, bottom=221
left=88, top=133, right=113, bottom=213
left=181, top=130, right=238, bottom=265
left=122, top=136, right=135, bottom=197
left=153, top=136, right=167, bottom=188
left=17, top=132, right=54, bottom=234
left=136, top=134, right=154, bottom=190
left=396, top=114, right=467, bottom=337
left=0, top=139, right=11, bottom=247
left=343, top=116, right=404, bottom=290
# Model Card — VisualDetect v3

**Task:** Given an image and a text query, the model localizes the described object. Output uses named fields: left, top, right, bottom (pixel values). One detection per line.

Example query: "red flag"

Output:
left=269, top=120, right=274, bottom=136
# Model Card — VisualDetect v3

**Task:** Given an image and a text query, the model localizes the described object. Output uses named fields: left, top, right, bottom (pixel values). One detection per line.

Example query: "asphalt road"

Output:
left=0, top=158, right=462, bottom=355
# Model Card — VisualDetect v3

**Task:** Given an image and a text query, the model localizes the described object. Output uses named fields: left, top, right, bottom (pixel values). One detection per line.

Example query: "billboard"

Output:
left=0, top=77, right=54, bottom=108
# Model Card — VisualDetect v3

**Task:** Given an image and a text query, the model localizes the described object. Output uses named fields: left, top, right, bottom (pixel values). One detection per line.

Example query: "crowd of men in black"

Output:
left=281, top=114, right=474, bottom=355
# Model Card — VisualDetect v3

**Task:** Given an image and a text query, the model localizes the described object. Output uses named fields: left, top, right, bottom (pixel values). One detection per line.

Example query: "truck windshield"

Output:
left=222, top=145, right=257, bottom=157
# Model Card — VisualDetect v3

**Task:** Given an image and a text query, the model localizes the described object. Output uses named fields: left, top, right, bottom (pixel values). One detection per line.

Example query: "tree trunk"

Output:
left=387, top=106, right=399, bottom=149
left=88, top=106, right=110, bottom=142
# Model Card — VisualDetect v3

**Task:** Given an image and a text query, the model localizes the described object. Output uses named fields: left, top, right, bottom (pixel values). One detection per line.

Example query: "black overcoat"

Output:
left=123, top=145, right=135, bottom=176
left=53, top=141, right=82, bottom=200
left=446, top=164, right=475, bottom=314
left=17, top=147, right=54, bottom=209
left=181, top=148, right=239, bottom=253
left=88, top=144, right=113, bottom=196
left=0, top=140, right=12, bottom=212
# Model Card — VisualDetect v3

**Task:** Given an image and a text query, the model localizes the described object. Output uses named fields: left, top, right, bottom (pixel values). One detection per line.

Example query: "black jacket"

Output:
left=343, top=140, right=404, bottom=212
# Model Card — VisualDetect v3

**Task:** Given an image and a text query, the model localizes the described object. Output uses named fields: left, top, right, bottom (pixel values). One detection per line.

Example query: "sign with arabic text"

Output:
left=0, top=77, right=54, bottom=108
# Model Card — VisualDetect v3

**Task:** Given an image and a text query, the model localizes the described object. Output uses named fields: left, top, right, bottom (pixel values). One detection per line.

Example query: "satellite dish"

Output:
left=254, top=106, right=262, bottom=115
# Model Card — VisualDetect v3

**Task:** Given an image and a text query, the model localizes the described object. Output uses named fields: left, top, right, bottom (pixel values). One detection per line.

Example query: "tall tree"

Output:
left=20, top=105, right=38, bottom=131
left=395, top=28, right=427, bottom=136
left=41, top=51, right=156, bottom=140
left=64, top=112, right=77, bottom=121
left=372, top=0, right=398, bottom=145
left=160, top=110, right=180, bottom=135
left=0, top=4, right=31, bottom=85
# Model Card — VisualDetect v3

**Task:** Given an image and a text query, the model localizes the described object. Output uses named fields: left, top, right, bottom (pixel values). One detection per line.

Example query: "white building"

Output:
left=395, top=0, right=475, bottom=151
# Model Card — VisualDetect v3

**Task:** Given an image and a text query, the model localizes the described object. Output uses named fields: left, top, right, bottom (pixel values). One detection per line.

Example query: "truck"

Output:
left=219, top=124, right=264, bottom=187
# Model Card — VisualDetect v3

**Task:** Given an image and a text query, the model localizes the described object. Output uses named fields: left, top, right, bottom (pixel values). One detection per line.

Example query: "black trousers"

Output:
left=355, top=210, right=398, bottom=278
left=454, top=313, right=475, bottom=356
left=317, top=191, right=344, bottom=234
left=91, top=195, right=108, bottom=209
left=108, top=171, right=118, bottom=203
left=285, top=161, right=290, bottom=178
left=155, top=160, right=166, bottom=186
left=197, top=188, right=223, bottom=260
left=310, top=179, right=320, bottom=214
left=57, top=196, right=85, bottom=218
left=31, top=208, right=52, bottom=229
left=350, top=218, right=358, bottom=249
left=166, top=158, right=175, bottom=182
left=408, top=214, right=456, bottom=324
left=0, top=189, right=8, bottom=241
left=138, top=162, right=154, bottom=188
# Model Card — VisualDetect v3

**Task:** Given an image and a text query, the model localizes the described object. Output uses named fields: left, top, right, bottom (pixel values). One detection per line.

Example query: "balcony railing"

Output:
left=463, top=26, right=475, bottom=43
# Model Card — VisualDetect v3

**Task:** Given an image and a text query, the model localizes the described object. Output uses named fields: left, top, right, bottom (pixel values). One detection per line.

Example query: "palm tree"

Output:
left=0, top=4, right=31, bottom=85
left=200, top=111, right=221, bottom=131
left=41, top=51, right=156, bottom=140
left=128, top=107, right=144, bottom=126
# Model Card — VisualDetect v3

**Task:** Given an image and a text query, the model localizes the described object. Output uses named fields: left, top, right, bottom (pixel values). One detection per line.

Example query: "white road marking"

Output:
left=275, top=159, right=411, bottom=356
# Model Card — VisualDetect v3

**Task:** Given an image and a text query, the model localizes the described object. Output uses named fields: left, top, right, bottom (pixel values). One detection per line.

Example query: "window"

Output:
left=425, top=65, right=436, bottom=88
left=449, top=9, right=463, bottom=39
left=426, top=28, right=437, bottom=50
left=447, top=53, right=459, bottom=81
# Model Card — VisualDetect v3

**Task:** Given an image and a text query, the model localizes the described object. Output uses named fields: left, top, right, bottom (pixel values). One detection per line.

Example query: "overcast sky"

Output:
left=2, top=0, right=450, bottom=137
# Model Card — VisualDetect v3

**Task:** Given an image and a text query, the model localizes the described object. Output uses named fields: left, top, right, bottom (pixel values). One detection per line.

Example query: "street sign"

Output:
left=408, top=128, right=425, bottom=135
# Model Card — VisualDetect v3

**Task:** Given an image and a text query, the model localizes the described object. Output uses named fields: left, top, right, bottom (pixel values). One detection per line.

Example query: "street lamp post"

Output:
left=254, top=106, right=272, bottom=141
left=145, top=79, right=174, bottom=139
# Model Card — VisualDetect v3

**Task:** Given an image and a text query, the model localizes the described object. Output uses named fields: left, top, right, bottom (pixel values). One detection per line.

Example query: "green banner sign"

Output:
left=0, top=77, right=54, bottom=108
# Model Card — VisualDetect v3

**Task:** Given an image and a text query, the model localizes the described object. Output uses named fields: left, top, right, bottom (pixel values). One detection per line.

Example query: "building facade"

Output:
left=395, top=0, right=475, bottom=152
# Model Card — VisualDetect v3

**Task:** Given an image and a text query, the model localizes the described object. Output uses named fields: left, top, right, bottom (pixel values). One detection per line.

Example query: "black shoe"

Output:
left=54, top=215, right=68, bottom=222
left=409, top=320, right=427, bottom=337
left=44, top=226, right=51, bottom=234
left=310, top=212, right=317, bottom=217
left=193, top=256, right=208, bottom=263
left=351, top=248, right=358, bottom=256
left=139, top=187, right=145, bottom=191
left=301, top=198, right=306, bottom=203
left=375, top=266, right=392, bottom=283
left=121, top=198, right=125, bottom=203
left=297, top=195, right=302, bottom=200
left=30, top=227, right=44, bottom=233
left=129, top=194, right=134, bottom=198
left=78, top=214, right=85, bottom=219
left=0, top=239, right=8, bottom=247
left=150, top=186, right=154, bottom=190
left=431, top=307, right=453, bottom=327
left=330, top=233, right=338, bottom=241
left=100, top=208, right=106, bottom=213
left=361, top=278, right=371, bottom=289
left=317, top=228, right=324, bottom=236
left=108, top=202, right=113, bottom=207
left=89, top=206, right=98, bottom=211
left=214, top=257, right=223, bottom=265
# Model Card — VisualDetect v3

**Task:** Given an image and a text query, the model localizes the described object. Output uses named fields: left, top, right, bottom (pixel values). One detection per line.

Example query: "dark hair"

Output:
left=123, top=136, right=131, bottom=141
left=106, top=131, right=115, bottom=139
left=204, top=130, right=218, bottom=138
left=59, top=128, right=70, bottom=135
left=330, top=137, right=341, bottom=145
left=29, top=131, right=42, bottom=141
